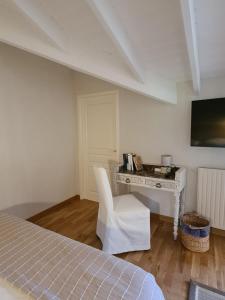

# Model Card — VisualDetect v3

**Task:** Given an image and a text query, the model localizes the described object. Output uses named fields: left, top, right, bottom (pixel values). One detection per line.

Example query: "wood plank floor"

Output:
left=29, top=197, right=225, bottom=300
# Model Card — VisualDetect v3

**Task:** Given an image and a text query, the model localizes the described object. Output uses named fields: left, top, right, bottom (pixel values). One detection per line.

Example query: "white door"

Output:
left=78, top=91, right=119, bottom=201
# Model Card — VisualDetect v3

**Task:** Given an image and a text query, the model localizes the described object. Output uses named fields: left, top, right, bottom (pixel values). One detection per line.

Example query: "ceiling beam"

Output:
left=0, top=36, right=177, bottom=104
left=12, top=0, right=65, bottom=51
left=86, top=0, right=145, bottom=83
left=180, top=0, right=200, bottom=93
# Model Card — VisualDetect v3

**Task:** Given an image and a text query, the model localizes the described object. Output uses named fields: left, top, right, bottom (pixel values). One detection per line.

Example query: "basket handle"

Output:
left=188, top=225, right=210, bottom=230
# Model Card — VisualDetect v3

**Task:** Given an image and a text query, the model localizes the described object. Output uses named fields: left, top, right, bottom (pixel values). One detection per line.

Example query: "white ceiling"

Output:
left=0, top=0, right=224, bottom=103
left=111, top=0, right=190, bottom=81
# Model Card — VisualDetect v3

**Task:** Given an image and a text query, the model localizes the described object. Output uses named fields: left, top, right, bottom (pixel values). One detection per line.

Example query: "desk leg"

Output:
left=111, top=174, right=119, bottom=196
left=180, top=188, right=185, bottom=216
left=173, top=191, right=180, bottom=240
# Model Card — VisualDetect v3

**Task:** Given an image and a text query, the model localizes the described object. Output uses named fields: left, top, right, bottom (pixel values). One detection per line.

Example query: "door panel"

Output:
left=78, top=91, right=119, bottom=201
left=87, top=102, right=116, bottom=150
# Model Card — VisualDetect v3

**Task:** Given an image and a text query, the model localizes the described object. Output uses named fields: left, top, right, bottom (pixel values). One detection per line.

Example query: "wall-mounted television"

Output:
left=191, top=98, right=225, bottom=147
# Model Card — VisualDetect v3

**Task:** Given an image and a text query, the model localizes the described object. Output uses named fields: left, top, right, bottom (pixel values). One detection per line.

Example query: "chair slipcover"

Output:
left=94, top=167, right=151, bottom=254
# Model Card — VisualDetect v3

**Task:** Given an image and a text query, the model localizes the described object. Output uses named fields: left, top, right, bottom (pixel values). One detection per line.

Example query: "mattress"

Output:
left=0, top=213, right=164, bottom=300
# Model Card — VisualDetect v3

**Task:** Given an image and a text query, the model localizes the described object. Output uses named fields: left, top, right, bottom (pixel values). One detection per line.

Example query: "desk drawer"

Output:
left=145, top=179, right=175, bottom=190
left=116, top=174, right=145, bottom=185
left=116, top=174, right=175, bottom=191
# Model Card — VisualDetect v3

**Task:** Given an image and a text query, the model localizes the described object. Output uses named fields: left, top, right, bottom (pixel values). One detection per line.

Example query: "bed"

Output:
left=0, top=213, right=164, bottom=300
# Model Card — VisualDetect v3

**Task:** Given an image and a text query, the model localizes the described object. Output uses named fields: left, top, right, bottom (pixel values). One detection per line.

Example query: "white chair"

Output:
left=94, top=167, right=151, bottom=254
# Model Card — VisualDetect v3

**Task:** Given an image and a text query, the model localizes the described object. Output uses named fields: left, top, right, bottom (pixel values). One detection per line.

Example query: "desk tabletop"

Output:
left=118, top=164, right=179, bottom=180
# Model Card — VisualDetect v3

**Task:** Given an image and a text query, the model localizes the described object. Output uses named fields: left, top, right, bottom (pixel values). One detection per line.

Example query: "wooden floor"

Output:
left=29, top=197, right=225, bottom=300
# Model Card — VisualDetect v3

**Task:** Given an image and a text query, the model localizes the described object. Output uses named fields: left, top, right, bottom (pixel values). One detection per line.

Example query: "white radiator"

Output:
left=197, top=168, right=225, bottom=230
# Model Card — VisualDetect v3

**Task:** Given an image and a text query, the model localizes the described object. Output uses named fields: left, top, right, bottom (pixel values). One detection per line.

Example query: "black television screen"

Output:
left=191, top=98, right=225, bottom=147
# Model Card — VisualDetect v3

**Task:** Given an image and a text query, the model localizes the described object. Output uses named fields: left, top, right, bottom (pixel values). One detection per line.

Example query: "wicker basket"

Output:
left=181, top=213, right=210, bottom=253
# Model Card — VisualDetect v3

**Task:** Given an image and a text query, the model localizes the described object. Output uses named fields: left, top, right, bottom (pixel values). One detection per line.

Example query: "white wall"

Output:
left=74, top=72, right=225, bottom=217
left=2, top=43, right=224, bottom=219
left=0, top=43, right=77, bottom=218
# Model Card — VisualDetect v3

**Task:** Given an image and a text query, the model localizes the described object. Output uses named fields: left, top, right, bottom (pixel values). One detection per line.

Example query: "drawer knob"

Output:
left=125, top=178, right=131, bottom=183
left=156, top=183, right=162, bottom=188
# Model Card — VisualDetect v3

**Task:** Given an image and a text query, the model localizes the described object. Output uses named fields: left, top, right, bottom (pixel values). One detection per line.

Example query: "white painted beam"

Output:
left=180, top=0, right=200, bottom=93
left=13, top=0, right=65, bottom=51
left=86, top=0, right=145, bottom=83
left=0, top=36, right=177, bottom=104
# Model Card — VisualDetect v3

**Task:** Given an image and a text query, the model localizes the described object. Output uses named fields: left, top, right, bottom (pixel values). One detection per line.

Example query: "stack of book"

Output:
left=123, top=153, right=143, bottom=172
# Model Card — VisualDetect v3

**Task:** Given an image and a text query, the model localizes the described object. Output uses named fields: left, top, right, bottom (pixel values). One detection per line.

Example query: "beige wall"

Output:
left=0, top=43, right=77, bottom=218
left=74, top=72, right=225, bottom=217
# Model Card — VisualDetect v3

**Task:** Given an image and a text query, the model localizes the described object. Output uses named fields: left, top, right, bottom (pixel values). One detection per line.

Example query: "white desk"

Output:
left=111, top=163, right=186, bottom=240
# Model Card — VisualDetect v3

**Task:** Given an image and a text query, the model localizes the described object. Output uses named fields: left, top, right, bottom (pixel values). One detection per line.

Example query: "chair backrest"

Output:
left=93, top=167, right=114, bottom=212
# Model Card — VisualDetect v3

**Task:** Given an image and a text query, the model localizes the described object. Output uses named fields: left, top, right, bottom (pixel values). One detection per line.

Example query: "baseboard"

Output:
left=27, top=195, right=80, bottom=222
left=211, top=227, right=225, bottom=237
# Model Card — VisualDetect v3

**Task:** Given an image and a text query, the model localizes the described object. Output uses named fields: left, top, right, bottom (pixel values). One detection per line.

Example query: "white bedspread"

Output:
left=0, top=213, right=164, bottom=300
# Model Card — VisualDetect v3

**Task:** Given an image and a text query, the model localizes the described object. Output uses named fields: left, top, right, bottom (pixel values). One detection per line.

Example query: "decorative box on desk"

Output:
left=111, top=163, right=186, bottom=240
